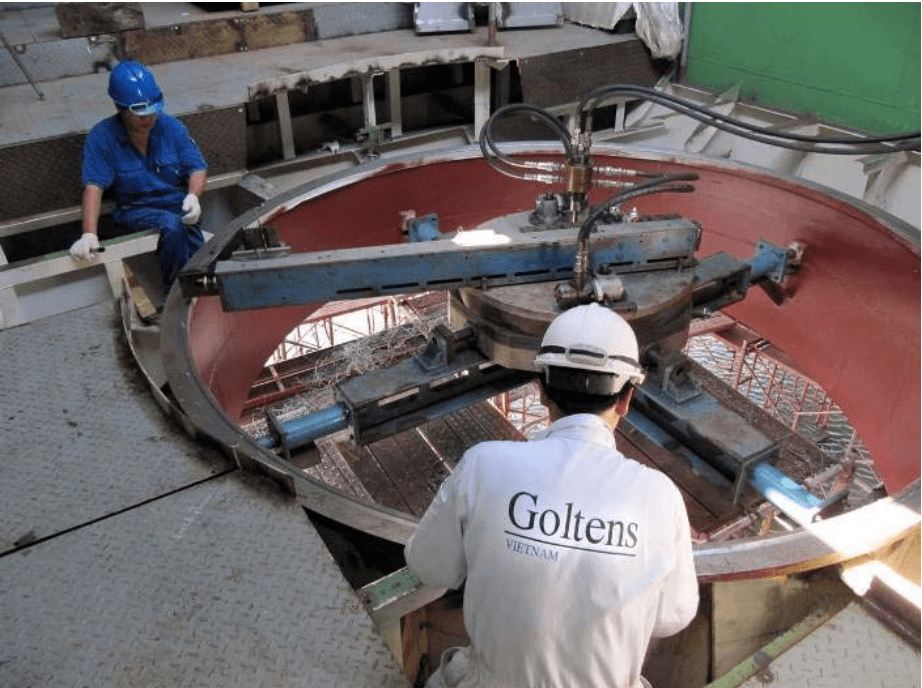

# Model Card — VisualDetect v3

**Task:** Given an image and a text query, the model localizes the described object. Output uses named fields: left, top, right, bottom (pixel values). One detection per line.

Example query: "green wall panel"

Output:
left=686, top=2, right=920, bottom=134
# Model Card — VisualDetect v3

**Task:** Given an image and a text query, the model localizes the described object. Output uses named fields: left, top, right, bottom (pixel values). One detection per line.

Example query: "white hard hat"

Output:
left=534, top=303, right=645, bottom=394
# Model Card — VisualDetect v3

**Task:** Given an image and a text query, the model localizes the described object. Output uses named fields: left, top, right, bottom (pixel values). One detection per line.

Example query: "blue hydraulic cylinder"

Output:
left=749, top=462, right=823, bottom=525
left=747, top=240, right=788, bottom=283
left=257, top=404, right=349, bottom=451
left=407, top=213, right=442, bottom=242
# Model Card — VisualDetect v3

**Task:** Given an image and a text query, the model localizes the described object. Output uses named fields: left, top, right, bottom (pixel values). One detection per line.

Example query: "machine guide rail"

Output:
left=258, top=325, right=537, bottom=453
left=260, top=330, right=840, bottom=526
left=179, top=217, right=701, bottom=311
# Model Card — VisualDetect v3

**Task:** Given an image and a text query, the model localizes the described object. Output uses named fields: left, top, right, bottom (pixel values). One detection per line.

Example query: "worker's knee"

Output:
left=159, top=215, right=203, bottom=253
left=158, top=214, right=189, bottom=241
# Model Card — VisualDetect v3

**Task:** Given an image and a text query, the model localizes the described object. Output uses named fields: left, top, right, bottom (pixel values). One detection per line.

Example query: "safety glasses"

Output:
left=127, top=98, right=162, bottom=116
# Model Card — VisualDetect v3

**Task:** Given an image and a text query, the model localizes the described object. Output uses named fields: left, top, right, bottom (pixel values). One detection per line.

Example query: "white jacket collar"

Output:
left=533, top=413, right=616, bottom=448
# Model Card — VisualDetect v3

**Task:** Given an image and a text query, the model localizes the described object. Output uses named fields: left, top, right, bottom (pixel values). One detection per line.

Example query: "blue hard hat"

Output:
left=108, top=61, right=163, bottom=116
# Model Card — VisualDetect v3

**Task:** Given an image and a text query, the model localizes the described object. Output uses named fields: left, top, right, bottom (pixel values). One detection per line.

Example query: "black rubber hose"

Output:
left=478, top=130, right=532, bottom=180
left=577, top=172, right=700, bottom=244
left=578, top=84, right=920, bottom=144
left=576, top=84, right=920, bottom=154
left=480, top=103, right=574, bottom=173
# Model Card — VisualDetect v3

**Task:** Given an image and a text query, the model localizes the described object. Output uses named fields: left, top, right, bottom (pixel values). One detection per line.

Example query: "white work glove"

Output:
left=181, top=193, right=202, bottom=226
left=69, top=233, right=100, bottom=261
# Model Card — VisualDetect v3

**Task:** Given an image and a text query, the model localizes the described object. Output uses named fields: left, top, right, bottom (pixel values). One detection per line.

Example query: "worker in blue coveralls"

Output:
left=70, top=61, right=207, bottom=300
left=406, top=303, right=699, bottom=688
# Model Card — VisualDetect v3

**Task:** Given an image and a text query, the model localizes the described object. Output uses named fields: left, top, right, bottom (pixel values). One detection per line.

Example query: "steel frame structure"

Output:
left=688, top=317, right=871, bottom=463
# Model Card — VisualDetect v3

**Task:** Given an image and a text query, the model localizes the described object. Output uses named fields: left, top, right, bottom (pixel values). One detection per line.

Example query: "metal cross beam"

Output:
left=196, top=217, right=700, bottom=312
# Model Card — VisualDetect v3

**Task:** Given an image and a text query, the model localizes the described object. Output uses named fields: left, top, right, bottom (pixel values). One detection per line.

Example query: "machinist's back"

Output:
left=406, top=412, right=699, bottom=688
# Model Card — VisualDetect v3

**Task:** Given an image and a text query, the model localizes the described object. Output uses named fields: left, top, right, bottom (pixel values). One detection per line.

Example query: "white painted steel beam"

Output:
left=388, top=69, right=403, bottom=138
left=275, top=91, right=296, bottom=161
left=248, top=47, right=505, bottom=101
left=0, top=232, right=158, bottom=330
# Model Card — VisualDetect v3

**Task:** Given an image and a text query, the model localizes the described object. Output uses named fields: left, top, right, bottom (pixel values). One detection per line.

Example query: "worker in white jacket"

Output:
left=405, top=303, right=699, bottom=688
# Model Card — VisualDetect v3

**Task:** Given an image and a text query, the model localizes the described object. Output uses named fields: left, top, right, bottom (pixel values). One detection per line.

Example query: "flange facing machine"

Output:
left=179, top=90, right=854, bottom=526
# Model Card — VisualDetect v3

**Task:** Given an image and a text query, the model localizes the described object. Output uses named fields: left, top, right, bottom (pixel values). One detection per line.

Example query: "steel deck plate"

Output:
left=0, top=472, right=405, bottom=688
left=738, top=603, right=920, bottom=688
left=0, top=300, right=405, bottom=686
left=0, top=300, right=229, bottom=554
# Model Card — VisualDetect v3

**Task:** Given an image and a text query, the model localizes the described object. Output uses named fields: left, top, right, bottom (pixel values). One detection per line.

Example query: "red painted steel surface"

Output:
left=185, top=152, right=920, bottom=494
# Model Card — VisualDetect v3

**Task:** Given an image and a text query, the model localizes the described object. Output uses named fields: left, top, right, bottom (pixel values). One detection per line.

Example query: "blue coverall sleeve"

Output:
left=172, top=119, right=207, bottom=176
left=81, top=124, right=115, bottom=189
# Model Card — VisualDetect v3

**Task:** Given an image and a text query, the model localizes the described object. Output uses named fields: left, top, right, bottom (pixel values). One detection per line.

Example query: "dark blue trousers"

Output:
left=116, top=206, right=204, bottom=296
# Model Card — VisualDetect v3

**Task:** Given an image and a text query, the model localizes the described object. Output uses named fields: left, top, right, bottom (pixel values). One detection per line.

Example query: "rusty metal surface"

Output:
left=689, top=359, right=839, bottom=486
left=55, top=2, right=145, bottom=38
left=517, top=39, right=663, bottom=108
left=0, top=134, right=85, bottom=222
left=120, top=9, right=316, bottom=66
left=321, top=405, right=519, bottom=518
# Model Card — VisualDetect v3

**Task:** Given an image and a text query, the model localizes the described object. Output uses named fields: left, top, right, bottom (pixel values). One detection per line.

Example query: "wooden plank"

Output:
left=644, top=585, right=711, bottom=688
left=466, top=401, right=526, bottom=442
left=618, top=429, right=722, bottom=537
left=366, top=434, right=449, bottom=517
left=336, top=440, right=412, bottom=514
left=711, top=575, right=852, bottom=678
left=401, top=606, right=428, bottom=682
left=413, top=590, right=468, bottom=683
left=618, top=422, right=756, bottom=528
left=0, top=233, right=158, bottom=289
left=418, top=417, right=468, bottom=469
left=122, top=261, right=158, bottom=321
left=883, top=525, right=921, bottom=586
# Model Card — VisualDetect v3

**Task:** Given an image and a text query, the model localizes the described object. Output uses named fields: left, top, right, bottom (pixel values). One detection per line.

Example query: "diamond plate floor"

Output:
left=0, top=302, right=406, bottom=687
left=739, top=603, right=920, bottom=688
left=0, top=301, right=228, bottom=554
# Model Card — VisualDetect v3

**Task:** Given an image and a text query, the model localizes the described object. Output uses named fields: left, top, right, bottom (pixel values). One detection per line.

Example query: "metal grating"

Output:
left=182, top=105, right=247, bottom=177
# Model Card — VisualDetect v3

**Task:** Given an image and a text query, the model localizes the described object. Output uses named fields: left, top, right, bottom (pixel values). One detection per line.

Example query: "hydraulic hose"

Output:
left=480, top=103, right=575, bottom=180
left=577, top=172, right=700, bottom=245
left=576, top=84, right=920, bottom=155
